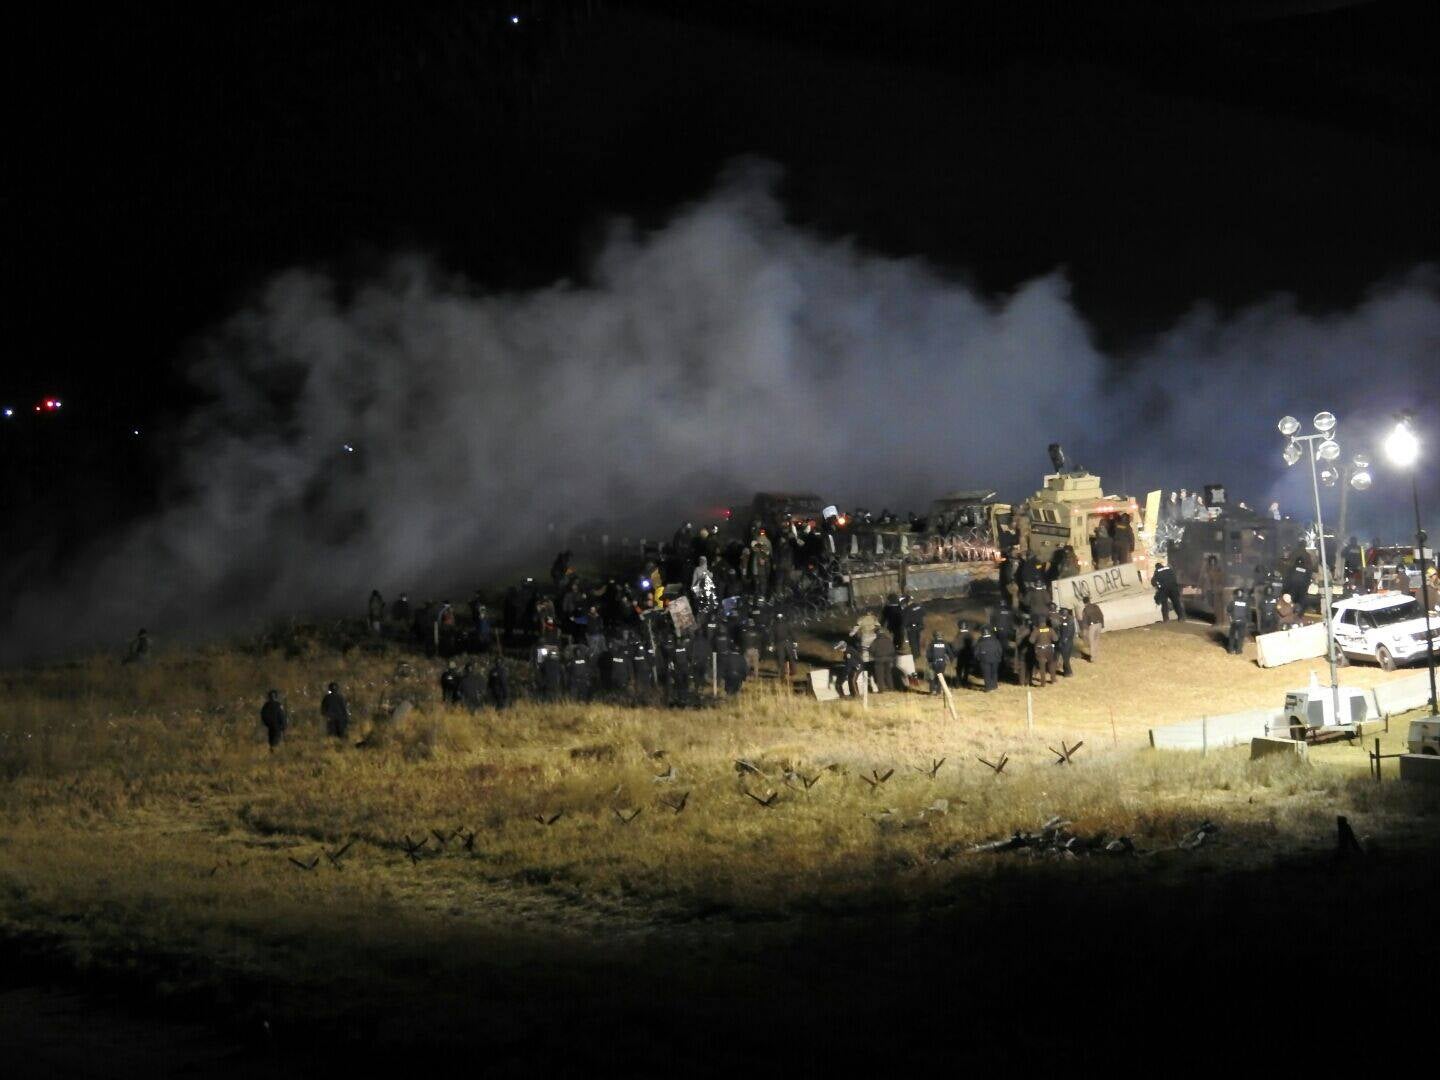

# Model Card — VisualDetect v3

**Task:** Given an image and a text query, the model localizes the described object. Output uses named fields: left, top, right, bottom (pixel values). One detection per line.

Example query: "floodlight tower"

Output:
left=1278, top=412, right=1365, bottom=725
left=1384, top=414, right=1437, bottom=717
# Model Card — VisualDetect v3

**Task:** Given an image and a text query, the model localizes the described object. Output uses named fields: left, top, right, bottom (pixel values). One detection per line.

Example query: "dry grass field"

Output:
left=1, top=610, right=1438, bottom=1074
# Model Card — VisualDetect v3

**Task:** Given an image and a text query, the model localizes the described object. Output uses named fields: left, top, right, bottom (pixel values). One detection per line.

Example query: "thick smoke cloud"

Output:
left=4, top=162, right=1438, bottom=659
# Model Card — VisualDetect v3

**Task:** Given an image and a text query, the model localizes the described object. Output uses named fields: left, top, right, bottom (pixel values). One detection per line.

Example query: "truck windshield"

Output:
left=1369, top=599, right=1421, bottom=626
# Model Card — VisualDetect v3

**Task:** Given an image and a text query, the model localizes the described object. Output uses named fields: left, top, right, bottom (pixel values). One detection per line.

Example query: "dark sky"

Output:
left=2, top=0, right=1437, bottom=538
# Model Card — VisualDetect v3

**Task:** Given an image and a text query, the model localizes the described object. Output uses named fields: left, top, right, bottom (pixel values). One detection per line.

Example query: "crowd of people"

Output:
left=115, top=500, right=1439, bottom=747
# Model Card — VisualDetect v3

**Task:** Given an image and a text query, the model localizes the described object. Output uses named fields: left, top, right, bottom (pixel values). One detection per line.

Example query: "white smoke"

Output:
left=4, top=162, right=1438, bottom=658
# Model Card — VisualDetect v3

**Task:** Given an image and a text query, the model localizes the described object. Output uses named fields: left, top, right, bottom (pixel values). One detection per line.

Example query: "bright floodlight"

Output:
left=1317, top=439, right=1340, bottom=461
left=1282, top=442, right=1302, bottom=467
left=1314, top=411, right=1337, bottom=434
left=1350, top=470, right=1372, bottom=491
left=1385, top=422, right=1420, bottom=468
left=1278, top=415, right=1300, bottom=436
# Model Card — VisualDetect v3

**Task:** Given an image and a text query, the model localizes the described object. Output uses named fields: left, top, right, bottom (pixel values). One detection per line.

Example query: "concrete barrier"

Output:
left=1399, top=753, right=1440, bottom=785
left=1250, top=736, right=1308, bottom=760
left=1150, top=708, right=1284, bottom=751
left=808, top=670, right=840, bottom=701
left=1372, top=671, right=1435, bottom=717
left=1052, top=563, right=1162, bottom=632
left=1255, top=623, right=1328, bottom=668
left=809, top=668, right=879, bottom=702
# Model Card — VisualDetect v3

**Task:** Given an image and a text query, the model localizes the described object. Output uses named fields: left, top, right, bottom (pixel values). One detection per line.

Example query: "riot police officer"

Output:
left=439, top=660, right=461, bottom=704
left=630, top=635, right=656, bottom=693
left=1259, top=586, right=1279, bottom=634
left=720, top=646, right=747, bottom=695
left=1050, top=605, right=1077, bottom=677
left=951, top=621, right=975, bottom=687
left=975, top=627, right=1003, bottom=692
left=1012, top=615, right=1033, bottom=686
left=607, top=637, right=633, bottom=693
left=537, top=645, right=565, bottom=700
left=925, top=630, right=953, bottom=696
left=991, top=603, right=1016, bottom=644
left=566, top=643, right=594, bottom=702
left=1030, top=620, right=1058, bottom=687
left=1152, top=562, right=1185, bottom=622
left=1226, top=589, right=1251, bottom=655
left=902, top=596, right=926, bottom=659
left=669, top=634, right=693, bottom=705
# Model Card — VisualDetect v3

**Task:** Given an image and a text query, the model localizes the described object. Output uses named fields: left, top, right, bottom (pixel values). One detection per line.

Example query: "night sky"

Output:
left=2, top=1, right=1438, bottom=621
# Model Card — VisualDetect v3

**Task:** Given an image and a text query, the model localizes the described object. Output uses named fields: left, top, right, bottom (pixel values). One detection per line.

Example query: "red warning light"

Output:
left=35, top=397, right=63, bottom=413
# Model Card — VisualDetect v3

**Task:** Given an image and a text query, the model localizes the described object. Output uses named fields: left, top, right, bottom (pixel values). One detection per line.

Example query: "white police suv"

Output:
left=1330, top=593, right=1440, bottom=671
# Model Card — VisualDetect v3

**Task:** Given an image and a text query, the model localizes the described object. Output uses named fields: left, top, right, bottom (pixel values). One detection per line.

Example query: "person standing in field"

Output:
left=869, top=627, right=895, bottom=692
left=1030, top=620, right=1058, bottom=687
left=772, top=613, right=798, bottom=682
left=261, top=690, right=288, bottom=750
left=320, top=682, right=350, bottom=738
left=1051, top=604, right=1077, bottom=676
left=1226, top=589, right=1251, bottom=655
left=488, top=657, right=511, bottom=710
left=1079, top=600, right=1104, bottom=661
left=1152, top=561, right=1185, bottom=622
left=951, top=620, right=975, bottom=688
left=440, top=660, right=461, bottom=705
left=123, top=628, right=151, bottom=664
left=1202, top=555, right=1226, bottom=628
left=456, top=663, right=486, bottom=712
left=1090, top=525, right=1113, bottom=570
left=975, top=625, right=1003, bottom=691
left=925, top=630, right=953, bottom=696
left=740, top=620, right=764, bottom=679
left=902, top=596, right=926, bottom=659
left=367, top=590, right=385, bottom=634
left=843, top=636, right=866, bottom=698
left=1111, top=516, right=1135, bottom=565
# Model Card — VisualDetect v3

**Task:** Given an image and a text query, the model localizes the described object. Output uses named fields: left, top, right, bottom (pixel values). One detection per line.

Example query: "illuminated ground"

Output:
left=0, top=612, right=1436, bottom=1075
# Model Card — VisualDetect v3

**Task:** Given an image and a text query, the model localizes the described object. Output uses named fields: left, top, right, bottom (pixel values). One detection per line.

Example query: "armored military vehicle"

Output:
left=1015, top=471, right=1152, bottom=572
left=1166, top=503, right=1306, bottom=620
